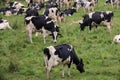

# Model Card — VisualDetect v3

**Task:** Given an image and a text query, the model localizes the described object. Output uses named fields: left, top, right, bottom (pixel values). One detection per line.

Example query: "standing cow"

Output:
left=25, top=15, right=61, bottom=43
left=44, top=44, right=85, bottom=79
left=79, top=11, right=114, bottom=32
left=0, top=18, right=12, bottom=30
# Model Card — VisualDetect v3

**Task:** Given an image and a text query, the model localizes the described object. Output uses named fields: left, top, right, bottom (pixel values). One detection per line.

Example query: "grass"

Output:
left=0, top=0, right=120, bottom=80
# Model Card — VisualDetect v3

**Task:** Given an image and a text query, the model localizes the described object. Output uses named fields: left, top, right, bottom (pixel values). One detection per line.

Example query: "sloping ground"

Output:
left=0, top=0, right=120, bottom=80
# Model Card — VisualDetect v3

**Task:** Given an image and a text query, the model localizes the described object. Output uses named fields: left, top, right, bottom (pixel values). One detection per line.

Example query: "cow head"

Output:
left=76, top=59, right=85, bottom=73
left=79, top=20, right=86, bottom=31
left=50, top=25, right=61, bottom=43
left=45, top=17, right=61, bottom=43
left=104, top=11, right=114, bottom=22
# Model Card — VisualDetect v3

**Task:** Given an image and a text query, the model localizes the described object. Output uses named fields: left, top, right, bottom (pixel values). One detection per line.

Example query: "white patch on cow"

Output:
left=46, top=20, right=53, bottom=24
left=5, top=11, right=12, bottom=16
left=100, top=13, right=104, bottom=18
left=113, top=34, right=120, bottom=43
left=89, top=12, right=94, bottom=18
left=79, top=20, right=83, bottom=24
left=106, top=11, right=112, bottom=14
left=47, top=46, right=61, bottom=66
left=25, top=16, right=34, bottom=20
left=47, top=46, right=56, bottom=55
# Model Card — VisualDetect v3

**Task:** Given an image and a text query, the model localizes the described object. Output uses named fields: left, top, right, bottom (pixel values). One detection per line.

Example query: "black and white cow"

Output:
left=25, top=0, right=44, bottom=7
left=44, top=7, right=58, bottom=22
left=113, top=34, right=120, bottom=43
left=79, top=11, right=114, bottom=32
left=63, top=7, right=77, bottom=16
left=25, top=8, right=39, bottom=17
left=105, top=0, right=120, bottom=8
left=73, top=0, right=94, bottom=12
left=44, top=44, right=85, bottom=79
left=31, top=3, right=44, bottom=10
left=25, top=15, right=61, bottom=43
left=8, top=1, right=24, bottom=10
left=0, top=18, right=12, bottom=30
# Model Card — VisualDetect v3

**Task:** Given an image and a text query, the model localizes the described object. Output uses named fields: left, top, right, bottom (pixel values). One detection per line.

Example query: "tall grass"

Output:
left=0, top=0, right=120, bottom=80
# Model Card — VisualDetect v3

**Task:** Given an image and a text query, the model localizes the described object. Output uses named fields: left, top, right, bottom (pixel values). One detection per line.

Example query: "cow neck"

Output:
left=70, top=48, right=80, bottom=65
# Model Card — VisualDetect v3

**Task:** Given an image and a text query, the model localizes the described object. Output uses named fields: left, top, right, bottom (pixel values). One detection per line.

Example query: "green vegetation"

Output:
left=0, top=0, right=120, bottom=80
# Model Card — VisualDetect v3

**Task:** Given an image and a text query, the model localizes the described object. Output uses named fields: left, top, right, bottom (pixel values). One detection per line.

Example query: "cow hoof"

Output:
left=62, top=76, right=64, bottom=78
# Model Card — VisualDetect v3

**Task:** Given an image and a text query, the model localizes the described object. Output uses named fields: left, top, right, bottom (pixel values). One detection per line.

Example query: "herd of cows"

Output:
left=0, top=0, right=120, bottom=79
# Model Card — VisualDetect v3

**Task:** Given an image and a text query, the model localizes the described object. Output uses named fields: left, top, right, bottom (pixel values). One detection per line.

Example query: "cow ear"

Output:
left=80, top=58, right=83, bottom=63
left=49, top=34, right=52, bottom=36
left=58, top=33, right=63, bottom=37
left=79, top=20, right=83, bottom=24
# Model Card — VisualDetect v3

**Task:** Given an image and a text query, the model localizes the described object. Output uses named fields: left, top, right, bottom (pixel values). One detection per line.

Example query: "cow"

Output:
left=79, top=11, right=114, bottom=32
left=73, top=0, right=94, bottom=12
left=25, top=0, right=44, bottom=7
left=0, top=18, right=12, bottom=30
left=8, top=1, right=24, bottom=10
left=105, top=0, right=120, bottom=8
left=25, top=15, right=61, bottom=43
left=43, top=44, right=85, bottom=79
left=88, top=0, right=98, bottom=6
left=57, top=10, right=65, bottom=23
left=31, top=3, right=44, bottom=10
left=44, top=7, right=58, bottom=22
left=25, top=8, right=39, bottom=17
left=113, top=34, right=120, bottom=43
left=63, top=7, right=77, bottom=16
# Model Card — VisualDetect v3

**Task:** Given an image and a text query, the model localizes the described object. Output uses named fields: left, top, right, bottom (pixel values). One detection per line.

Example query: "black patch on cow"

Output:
left=25, top=19, right=30, bottom=25
left=44, top=9, right=49, bottom=16
left=44, top=48, right=51, bottom=60
left=31, top=15, right=46, bottom=30
left=54, top=44, right=72, bottom=62
left=0, top=19, right=3, bottom=23
left=25, top=8, right=39, bottom=17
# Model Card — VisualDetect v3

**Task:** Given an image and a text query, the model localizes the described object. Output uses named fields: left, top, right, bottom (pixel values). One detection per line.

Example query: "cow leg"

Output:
left=62, top=64, right=65, bottom=78
left=42, top=27, right=47, bottom=44
left=44, top=55, right=48, bottom=68
left=105, top=22, right=112, bottom=33
left=6, top=23, right=12, bottom=29
left=26, top=26, right=33, bottom=43
left=89, top=25, right=92, bottom=31
left=67, top=63, right=71, bottom=77
left=46, top=65, right=52, bottom=79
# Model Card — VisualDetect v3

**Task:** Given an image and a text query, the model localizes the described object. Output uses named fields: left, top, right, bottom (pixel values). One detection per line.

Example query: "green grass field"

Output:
left=0, top=0, right=120, bottom=80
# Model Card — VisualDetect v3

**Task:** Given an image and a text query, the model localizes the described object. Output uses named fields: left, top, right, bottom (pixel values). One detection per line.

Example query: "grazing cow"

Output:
left=79, top=11, right=114, bottom=32
left=31, top=3, right=44, bottom=10
left=43, top=44, right=85, bottom=79
left=63, top=7, right=77, bottom=16
left=0, top=18, right=12, bottom=30
left=26, top=0, right=44, bottom=7
left=8, top=1, right=24, bottom=10
left=113, top=34, right=120, bottom=43
left=73, top=0, right=94, bottom=12
left=105, top=0, right=120, bottom=8
left=25, top=15, right=61, bottom=43
left=44, top=7, right=58, bottom=22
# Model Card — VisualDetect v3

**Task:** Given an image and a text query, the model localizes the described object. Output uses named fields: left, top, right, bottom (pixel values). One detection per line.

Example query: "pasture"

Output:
left=0, top=0, right=120, bottom=80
